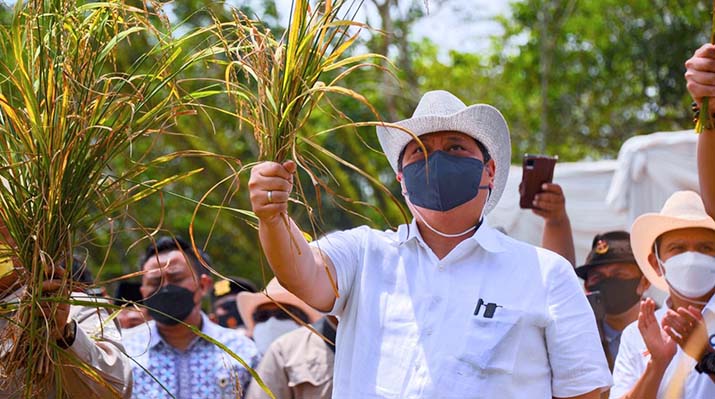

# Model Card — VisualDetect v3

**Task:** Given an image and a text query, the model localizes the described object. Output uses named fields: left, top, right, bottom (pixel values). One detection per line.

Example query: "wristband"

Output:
left=695, top=351, right=715, bottom=375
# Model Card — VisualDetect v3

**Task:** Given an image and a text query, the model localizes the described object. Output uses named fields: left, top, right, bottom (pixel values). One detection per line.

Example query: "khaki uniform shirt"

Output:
left=0, top=289, right=132, bottom=398
left=247, top=318, right=335, bottom=399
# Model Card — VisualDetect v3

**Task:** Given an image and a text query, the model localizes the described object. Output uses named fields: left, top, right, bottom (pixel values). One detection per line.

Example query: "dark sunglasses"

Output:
left=252, top=305, right=309, bottom=324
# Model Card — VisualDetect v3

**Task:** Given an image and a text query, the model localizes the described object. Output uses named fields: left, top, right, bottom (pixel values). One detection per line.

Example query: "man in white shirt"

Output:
left=610, top=191, right=715, bottom=398
left=0, top=219, right=132, bottom=398
left=248, top=90, right=611, bottom=398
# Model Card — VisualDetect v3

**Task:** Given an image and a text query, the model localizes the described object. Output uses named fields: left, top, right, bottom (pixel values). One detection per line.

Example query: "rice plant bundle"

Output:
left=0, top=0, right=197, bottom=396
left=214, top=0, right=420, bottom=300
left=222, top=0, right=386, bottom=163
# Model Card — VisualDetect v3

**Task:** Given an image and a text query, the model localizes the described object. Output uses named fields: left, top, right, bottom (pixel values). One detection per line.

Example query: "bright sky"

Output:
left=411, top=1, right=511, bottom=53
left=238, top=0, right=513, bottom=55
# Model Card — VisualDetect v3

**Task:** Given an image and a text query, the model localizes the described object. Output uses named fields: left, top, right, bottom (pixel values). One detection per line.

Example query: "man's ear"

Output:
left=486, top=159, right=496, bottom=188
left=647, top=252, right=662, bottom=277
left=199, top=274, right=213, bottom=297
left=396, top=171, right=403, bottom=183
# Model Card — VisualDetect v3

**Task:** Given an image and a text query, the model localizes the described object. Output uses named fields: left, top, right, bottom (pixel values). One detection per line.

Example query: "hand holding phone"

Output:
left=519, top=154, right=557, bottom=209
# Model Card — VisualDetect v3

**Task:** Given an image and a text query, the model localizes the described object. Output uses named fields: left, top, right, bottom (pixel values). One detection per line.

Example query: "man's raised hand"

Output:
left=249, top=161, right=297, bottom=224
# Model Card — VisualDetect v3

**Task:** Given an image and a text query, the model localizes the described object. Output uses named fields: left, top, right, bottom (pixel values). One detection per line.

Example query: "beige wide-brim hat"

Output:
left=376, top=90, right=511, bottom=215
left=237, top=277, right=322, bottom=335
left=631, top=190, right=715, bottom=292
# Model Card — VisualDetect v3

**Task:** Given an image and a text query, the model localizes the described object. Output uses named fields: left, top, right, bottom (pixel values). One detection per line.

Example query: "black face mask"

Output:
left=587, top=277, right=642, bottom=315
left=144, top=284, right=196, bottom=326
left=402, top=151, right=490, bottom=212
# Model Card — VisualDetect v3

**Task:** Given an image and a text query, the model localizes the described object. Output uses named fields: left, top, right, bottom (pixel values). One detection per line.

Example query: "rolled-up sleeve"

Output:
left=544, top=256, right=612, bottom=397
left=61, top=296, right=132, bottom=398
left=310, top=226, right=367, bottom=317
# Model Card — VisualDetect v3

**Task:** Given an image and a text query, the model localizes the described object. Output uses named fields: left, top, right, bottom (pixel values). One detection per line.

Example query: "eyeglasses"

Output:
left=252, top=304, right=308, bottom=324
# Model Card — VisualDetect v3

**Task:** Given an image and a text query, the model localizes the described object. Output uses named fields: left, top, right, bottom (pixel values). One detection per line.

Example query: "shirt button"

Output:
left=432, top=296, right=442, bottom=304
left=424, top=328, right=433, bottom=336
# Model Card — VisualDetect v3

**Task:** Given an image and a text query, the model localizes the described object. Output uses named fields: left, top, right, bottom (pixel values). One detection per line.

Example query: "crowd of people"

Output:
left=3, top=45, right=715, bottom=399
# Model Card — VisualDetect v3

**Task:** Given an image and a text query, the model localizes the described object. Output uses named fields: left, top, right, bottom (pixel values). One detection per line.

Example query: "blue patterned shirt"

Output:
left=123, top=313, right=260, bottom=399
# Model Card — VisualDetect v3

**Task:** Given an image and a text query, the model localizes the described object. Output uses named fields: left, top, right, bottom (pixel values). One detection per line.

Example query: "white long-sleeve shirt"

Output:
left=0, top=289, right=132, bottom=398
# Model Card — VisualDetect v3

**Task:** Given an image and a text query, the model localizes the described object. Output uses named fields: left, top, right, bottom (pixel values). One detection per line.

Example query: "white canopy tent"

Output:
left=488, top=130, right=698, bottom=267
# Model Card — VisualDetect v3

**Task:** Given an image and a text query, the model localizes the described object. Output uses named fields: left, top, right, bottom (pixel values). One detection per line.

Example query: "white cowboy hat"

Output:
left=237, top=277, right=322, bottom=335
left=630, top=190, right=715, bottom=292
left=376, top=90, right=511, bottom=215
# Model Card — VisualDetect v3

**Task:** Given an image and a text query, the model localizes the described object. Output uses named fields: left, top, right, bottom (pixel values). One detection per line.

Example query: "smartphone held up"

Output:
left=519, top=154, right=558, bottom=209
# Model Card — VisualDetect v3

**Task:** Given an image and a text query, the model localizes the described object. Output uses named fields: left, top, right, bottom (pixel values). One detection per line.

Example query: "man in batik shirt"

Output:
left=123, top=236, right=259, bottom=399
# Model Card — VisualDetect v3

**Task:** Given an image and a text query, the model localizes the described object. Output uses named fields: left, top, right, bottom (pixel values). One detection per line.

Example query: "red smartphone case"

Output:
left=519, top=155, right=557, bottom=209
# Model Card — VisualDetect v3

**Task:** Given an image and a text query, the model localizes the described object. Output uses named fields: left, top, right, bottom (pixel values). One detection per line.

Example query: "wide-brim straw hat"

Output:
left=376, top=90, right=511, bottom=215
left=630, top=190, right=715, bottom=292
left=237, top=277, right=322, bottom=334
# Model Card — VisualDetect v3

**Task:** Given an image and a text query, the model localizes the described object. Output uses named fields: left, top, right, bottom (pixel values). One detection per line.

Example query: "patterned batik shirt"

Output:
left=123, top=313, right=260, bottom=399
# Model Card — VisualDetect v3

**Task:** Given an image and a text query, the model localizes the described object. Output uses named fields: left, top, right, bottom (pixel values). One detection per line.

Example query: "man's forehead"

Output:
left=407, top=130, right=475, bottom=145
left=143, top=250, right=191, bottom=274
left=590, top=263, right=640, bottom=275
left=659, top=227, right=715, bottom=244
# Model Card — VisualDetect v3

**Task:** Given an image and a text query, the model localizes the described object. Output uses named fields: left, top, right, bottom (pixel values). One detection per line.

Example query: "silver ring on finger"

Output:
left=267, top=190, right=273, bottom=204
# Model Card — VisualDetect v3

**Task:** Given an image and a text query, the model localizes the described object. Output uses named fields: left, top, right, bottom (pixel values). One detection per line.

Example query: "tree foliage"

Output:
left=0, top=0, right=709, bottom=292
left=415, top=0, right=708, bottom=161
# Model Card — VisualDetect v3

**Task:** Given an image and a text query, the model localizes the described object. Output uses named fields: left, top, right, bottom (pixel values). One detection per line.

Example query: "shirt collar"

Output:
left=148, top=312, right=213, bottom=350
left=395, top=217, right=505, bottom=253
left=470, top=220, right=506, bottom=253
left=601, top=320, right=621, bottom=342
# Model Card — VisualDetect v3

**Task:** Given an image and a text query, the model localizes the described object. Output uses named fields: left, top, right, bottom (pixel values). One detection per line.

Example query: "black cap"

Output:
left=575, top=231, right=638, bottom=280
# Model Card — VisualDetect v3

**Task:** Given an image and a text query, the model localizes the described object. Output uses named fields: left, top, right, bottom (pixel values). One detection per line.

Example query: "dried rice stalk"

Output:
left=0, top=0, right=197, bottom=396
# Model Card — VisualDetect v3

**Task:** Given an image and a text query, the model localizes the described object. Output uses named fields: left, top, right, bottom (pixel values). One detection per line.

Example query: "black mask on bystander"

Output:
left=144, top=284, right=196, bottom=325
left=587, top=278, right=641, bottom=315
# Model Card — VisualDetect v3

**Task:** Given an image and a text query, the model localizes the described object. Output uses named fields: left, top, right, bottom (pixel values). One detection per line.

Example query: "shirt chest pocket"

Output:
left=286, top=360, right=332, bottom=388
left=456, top=308, right=524, bottom=374
left=434, top=309, right=525, bottom=398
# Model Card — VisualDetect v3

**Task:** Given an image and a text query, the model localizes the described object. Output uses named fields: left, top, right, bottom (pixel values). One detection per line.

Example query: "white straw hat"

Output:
left=376, top=90, right=511, bottom=215
left=630, top=190, right=715, bottom=291
left=237, top=278, right=322, bottom=335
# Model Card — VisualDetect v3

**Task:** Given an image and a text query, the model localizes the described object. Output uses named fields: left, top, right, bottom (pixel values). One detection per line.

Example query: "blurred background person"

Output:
left=0, top=219, right=132, bottom=398
left=68, top=255, right=106, bottom=297
left=246, top=314, right=337, bottom=399
left=237, top=278, right=322, bottom=355
left=575, top=231, right=649, bottom=371
left=210, top=275, right=258, bottom=333
left=123, top=236, right=259, bottom=399
left=113, top=280, right=148, bottom=330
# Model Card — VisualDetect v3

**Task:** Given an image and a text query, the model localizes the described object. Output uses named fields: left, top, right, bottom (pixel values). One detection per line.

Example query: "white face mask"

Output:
left=658, top=250, right=715, bottom=299
left=252, top=317, right=299, bottom=353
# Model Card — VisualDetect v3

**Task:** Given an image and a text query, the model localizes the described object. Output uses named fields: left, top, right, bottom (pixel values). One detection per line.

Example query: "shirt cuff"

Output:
left=66, top=322, right=95, bottom=361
